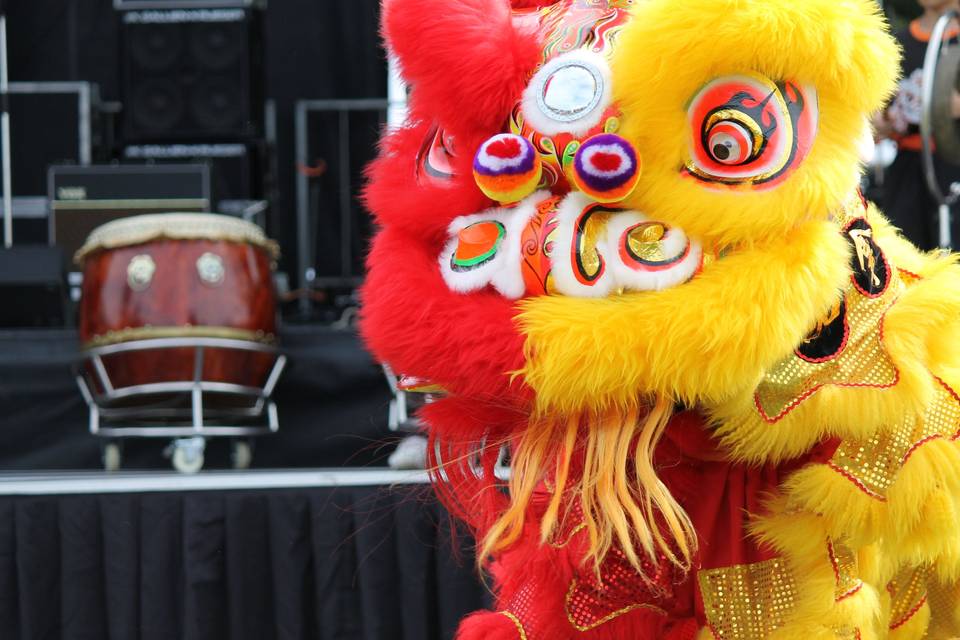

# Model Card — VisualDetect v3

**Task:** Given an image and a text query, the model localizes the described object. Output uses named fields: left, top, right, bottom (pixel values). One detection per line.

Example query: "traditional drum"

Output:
left=75, top=213, right=280, bottom=397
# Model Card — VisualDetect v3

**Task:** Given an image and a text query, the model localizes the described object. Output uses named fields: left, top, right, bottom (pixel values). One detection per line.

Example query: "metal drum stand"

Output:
left=76, top=336, right=286, bottom=473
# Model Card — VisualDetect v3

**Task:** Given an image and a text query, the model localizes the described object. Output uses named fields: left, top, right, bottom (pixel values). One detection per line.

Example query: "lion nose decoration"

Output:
left=440, top=192, right=701, bottom=300
left=472, top=133, right=543, bottom=204
left=451, top=221, right=505, bottom=271
left=571, top=133, right=641, bottom=203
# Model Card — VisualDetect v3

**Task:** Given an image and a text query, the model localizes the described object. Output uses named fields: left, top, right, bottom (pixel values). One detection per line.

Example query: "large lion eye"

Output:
left=522, top=50, right=612, bottom=137
left=706, top=119, right=757, bottom=165
left=685, top=75, right=818, bottom=187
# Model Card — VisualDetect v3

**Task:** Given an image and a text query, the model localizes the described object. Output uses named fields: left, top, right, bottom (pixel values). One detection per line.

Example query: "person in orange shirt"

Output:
left=876, top=0, right=960, bottom=250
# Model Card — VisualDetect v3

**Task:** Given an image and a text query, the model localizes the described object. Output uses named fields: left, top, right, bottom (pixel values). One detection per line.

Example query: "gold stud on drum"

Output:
left=127, top=254, right=156, bottom=291
left=196, top=252, right=226, bottom=286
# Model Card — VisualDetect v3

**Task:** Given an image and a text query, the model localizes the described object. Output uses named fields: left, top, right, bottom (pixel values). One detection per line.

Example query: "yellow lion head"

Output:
left=517, top=0, right=900, bottom=414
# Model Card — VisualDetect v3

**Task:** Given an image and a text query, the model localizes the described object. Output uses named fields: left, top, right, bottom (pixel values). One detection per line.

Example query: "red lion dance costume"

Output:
left=361, top=1, right=960, bottom=637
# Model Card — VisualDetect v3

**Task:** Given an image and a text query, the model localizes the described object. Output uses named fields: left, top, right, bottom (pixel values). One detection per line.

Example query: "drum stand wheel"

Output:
left=102, top=441, right=122, bottom=472
left=168, top=437, right=206, bottom=474
left=231, top=439, right=253, bottom=470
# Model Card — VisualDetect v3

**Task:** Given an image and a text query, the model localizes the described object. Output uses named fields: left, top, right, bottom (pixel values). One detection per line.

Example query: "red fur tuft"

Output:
left=421, top=396, right=525, bottom=532
left=359, top=226, right=530, bottom=403
left=383, top=0, right=542, bottom=133
left=363, top=119, right=493, bottom=238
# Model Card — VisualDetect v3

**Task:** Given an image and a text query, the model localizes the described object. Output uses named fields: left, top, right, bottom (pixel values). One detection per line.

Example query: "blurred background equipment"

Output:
left=921, top=8, right=960, bottom=248
left=74, top=212, right=284, bottom=472
left=123, top=141, right=269, bottom=222
left=0, top=244, right=66, bottom=326
left=118, top=2, right=264, bottom=142
left=884, top=0, right=924, bottom=25
left=3, top=82, right=104, bottom=243
left=868, top=0, right=960, bottom=252
left=3, top=0, right=392, bottom=323
left=294, top=98, right=385, bottom=317
left=1, top=0, right=398, bottom=466
left=0, top=2, right=70, bottom=327
left=49, top=162, right=210, bottom=261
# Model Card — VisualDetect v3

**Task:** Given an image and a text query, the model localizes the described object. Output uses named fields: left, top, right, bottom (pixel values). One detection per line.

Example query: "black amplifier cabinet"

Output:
left=114, top=0, right=264, bottom=7
left=118, top=2, right=265, bottom=142
left=48, top=163, right=211, bottom=263
left=0, top=246, right=67, bottom=327
left=123, top=141, right=264, bottom=207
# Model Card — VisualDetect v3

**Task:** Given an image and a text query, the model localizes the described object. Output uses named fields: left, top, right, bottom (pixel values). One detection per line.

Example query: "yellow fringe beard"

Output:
left=479, top=395, right=697, bottom=578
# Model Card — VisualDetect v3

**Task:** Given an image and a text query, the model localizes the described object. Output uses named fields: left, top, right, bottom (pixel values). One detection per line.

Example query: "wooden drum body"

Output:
left=77, top=213, right=280, bottom=395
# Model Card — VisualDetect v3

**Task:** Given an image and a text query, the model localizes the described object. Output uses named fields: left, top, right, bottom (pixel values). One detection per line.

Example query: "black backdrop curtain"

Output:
left=0, top=484, right=488, bottom=640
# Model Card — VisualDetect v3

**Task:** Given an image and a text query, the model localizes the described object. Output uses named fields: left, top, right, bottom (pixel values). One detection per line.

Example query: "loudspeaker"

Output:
left=0, top=246, right=67, bottom=327
left=119, top=5, right=264, bottom=142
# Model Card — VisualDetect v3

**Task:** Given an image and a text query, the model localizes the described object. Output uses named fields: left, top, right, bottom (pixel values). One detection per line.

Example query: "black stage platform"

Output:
left=0, top=470, right=487, bottom=640
left=0, top=328, right=487, bottom=639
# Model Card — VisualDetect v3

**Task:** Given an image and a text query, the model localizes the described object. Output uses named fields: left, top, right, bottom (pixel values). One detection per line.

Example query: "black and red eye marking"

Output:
left=796, top=299, right=848, bottom=363
left=416, top=123, right=457, bottom=183
left=685, top=75, right=818, bottom=188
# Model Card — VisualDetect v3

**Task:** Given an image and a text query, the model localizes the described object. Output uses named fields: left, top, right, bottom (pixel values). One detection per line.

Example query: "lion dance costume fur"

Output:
left=361, top=0, right=960, bottom=637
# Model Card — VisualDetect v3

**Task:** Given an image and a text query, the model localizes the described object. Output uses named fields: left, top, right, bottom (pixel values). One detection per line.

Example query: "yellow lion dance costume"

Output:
left=360, top=0, right=960, bottom=637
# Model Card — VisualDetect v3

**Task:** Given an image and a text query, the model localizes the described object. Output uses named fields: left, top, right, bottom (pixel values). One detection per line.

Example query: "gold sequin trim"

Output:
left=887, top=566, right=929, bottom=630
left=925, top=574, right=960, bottom=636
left=698, top=557, right=797, bottom=640
left=83, top=325, right=276, bottom=349
left=835, top=627, right=862, bottom=640
left=827, top=378, right=960, bottom=501
left=564, top=579, right=666, bottom=631
left=829, top=191, right=869, bottom=228
left=754, top=271, right=902, bottom=422
left=499, top=611, right=528, bottom=640
left=549, top=522, right=587, bottom=548
left=828, top=540, right=863, bottom=602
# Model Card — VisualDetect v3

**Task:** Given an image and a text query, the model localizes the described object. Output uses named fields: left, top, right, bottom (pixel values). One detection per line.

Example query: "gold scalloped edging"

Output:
left=828, top=540, right=863, bottom=603
left=499, top=611, right=528, bottom=640
left=753, top=268, right=902, bottom=423
left=564, top=578, right=666, bottom=631
left=747, top=500, right=883, bottom=637
left=75, top=212, right=280, bottom=264
left=549, top=522, right=587, bottom=548
left=827, top=378, right=960, bottom=502
left=82, top=325, right=276, bottom=349
left=888, top=566, right=930, bottom=634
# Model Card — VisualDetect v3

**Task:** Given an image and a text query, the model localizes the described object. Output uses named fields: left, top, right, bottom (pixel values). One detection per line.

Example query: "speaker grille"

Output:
left=121, top=8, right=263, bottom=142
